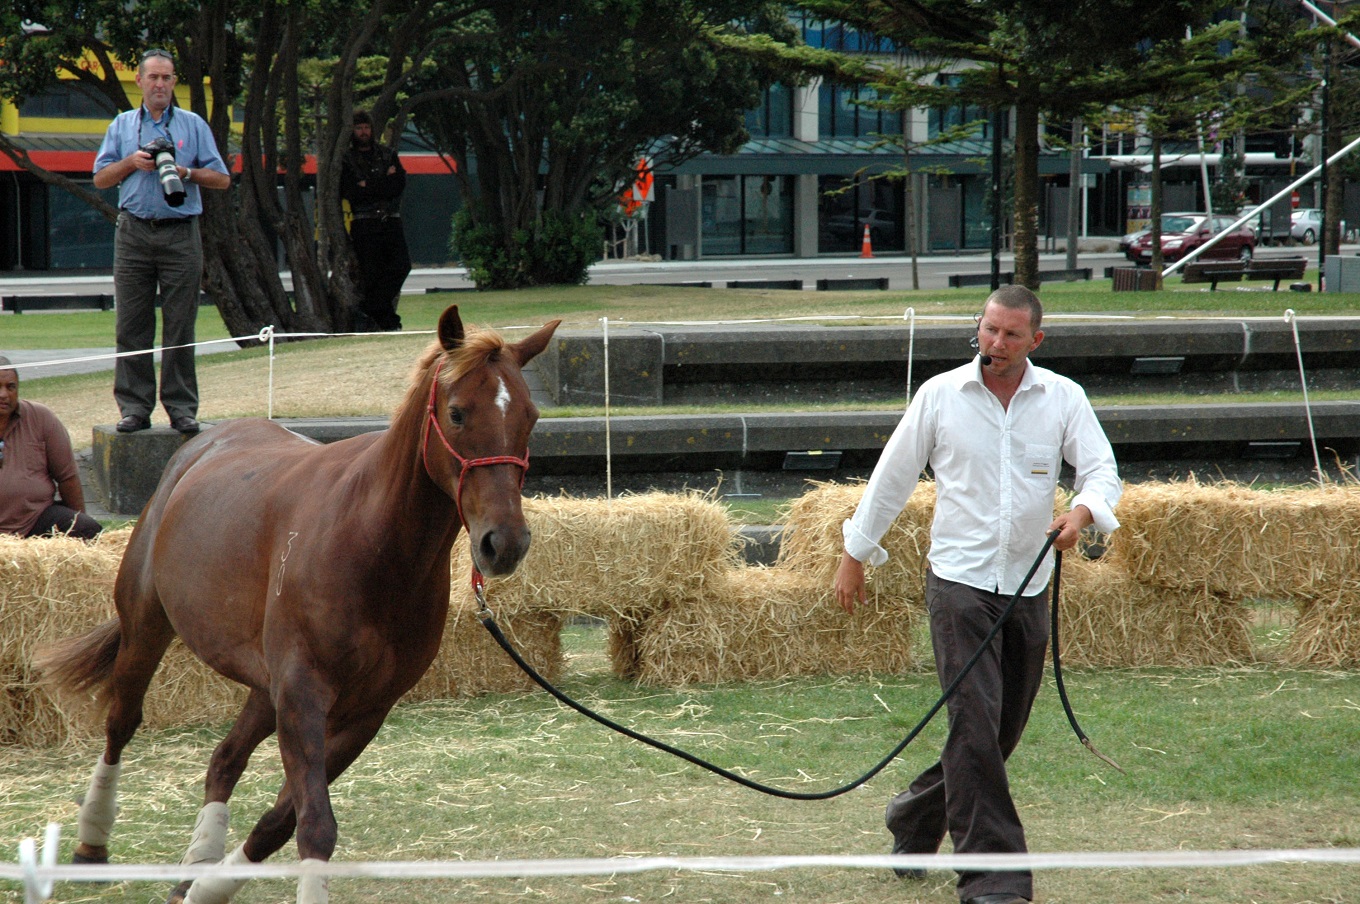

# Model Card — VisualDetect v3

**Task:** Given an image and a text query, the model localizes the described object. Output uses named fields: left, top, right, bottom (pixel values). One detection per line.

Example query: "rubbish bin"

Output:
left=1111, top=267, right=1159, bottom=291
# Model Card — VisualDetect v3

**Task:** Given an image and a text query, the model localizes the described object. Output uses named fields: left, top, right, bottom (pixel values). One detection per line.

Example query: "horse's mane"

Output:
left=388, top=328, right=510, bottom=448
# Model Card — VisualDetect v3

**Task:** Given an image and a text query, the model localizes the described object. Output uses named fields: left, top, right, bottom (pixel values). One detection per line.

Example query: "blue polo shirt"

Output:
left=93, top=105, right=229, bottom=219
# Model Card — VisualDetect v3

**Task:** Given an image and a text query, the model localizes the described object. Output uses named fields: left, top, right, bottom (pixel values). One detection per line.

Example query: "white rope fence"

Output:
left=6, top=819, right=1360, bottom=904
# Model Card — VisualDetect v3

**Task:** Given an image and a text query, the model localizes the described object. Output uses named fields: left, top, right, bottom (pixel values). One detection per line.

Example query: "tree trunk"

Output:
left=1012, top=98, right=1040, bottom=290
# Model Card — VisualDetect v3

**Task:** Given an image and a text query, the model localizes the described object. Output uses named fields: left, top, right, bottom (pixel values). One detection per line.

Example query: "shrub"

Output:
left=452, top=208, right=601, bottom=289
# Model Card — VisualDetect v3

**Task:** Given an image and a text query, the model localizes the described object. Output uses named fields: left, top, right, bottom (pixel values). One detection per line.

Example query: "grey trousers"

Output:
left=113, top=213, right=203, bottom=420
left=885, top=570, right=1049, bottom=902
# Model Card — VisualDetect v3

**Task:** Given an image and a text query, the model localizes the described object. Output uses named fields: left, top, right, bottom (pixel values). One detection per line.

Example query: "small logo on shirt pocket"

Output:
left=1024, top=443, right=1059, bottom=477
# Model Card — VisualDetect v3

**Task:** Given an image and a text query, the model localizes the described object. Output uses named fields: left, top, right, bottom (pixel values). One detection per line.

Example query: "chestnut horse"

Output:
left=38, top=306, right=559, bottom=904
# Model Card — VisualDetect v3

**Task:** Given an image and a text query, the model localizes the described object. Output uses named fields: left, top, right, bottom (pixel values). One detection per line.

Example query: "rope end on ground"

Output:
left=1082, top=738, right=1126, bottom=775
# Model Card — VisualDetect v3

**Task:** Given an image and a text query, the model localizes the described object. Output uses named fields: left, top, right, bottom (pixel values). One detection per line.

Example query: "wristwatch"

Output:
left=183, top=167, right=192, bottom=183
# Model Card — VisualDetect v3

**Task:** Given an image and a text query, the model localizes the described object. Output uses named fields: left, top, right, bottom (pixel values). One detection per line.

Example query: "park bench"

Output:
left=1181, top=257, right=1307, bottom=291
left=1, top=294, right=113, bottom=313
left=948, top=267, right=1092, bottom=288
left=1244, top=257, right=1309, bottom=291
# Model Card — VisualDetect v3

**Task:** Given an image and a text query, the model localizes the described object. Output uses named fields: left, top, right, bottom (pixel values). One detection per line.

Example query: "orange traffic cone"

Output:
left=860, top=223, right=873, bottom=258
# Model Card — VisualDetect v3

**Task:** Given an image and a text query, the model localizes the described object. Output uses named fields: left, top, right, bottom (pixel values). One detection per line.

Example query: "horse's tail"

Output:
left=33, top=618, right=123, bottom=705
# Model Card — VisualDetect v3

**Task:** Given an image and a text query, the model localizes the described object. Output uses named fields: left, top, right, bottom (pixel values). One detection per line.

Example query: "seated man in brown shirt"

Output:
left=0, top=356, right=102, bottom=540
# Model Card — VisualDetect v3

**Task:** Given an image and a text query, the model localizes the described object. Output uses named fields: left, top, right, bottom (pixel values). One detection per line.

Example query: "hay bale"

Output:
left=633, top=565, right=917, bottom=686
left=479, top=493, right=743, bottom=677
left=776, top=480, right=934, bottom=604
left=1106, top=480, right=1360, bottom=599
left=0, top=529, right=247, bottom=744
left=1054, top=554, right=1253, bottom=667
left=0, top=534, right=120, bottom=746
left=1286, top=583, right=1360, bottom=668
left=409, top=540, right=565, bottom=700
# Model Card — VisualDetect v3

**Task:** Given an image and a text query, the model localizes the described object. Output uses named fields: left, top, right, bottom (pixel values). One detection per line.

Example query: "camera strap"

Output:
left=138, top=104, right=175, bottom=148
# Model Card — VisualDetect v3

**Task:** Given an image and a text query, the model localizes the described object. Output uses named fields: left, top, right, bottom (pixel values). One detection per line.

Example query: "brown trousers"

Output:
left=885, top=570, right=1049, bottom=902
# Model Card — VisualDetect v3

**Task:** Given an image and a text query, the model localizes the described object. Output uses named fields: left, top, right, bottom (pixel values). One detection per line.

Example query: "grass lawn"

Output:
left=2, top=623, right=1357, bottom=903
left=3, top=284, right=1358, bottom=901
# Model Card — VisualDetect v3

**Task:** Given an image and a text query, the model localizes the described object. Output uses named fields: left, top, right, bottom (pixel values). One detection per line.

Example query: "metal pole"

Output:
left=1161, top=132, right=1360, bottom=277
left=1318, top=43, right=1330, bottom=290
left=991, top=108, right=1003, bottom=290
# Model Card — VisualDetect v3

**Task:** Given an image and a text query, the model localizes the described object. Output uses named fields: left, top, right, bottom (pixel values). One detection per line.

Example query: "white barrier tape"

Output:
left=1284, top=309, right=1325, bottom=485
left=903, top=306, right=916, bottom=405
left=6, top=847, right=1360, bottom=890
left=601, top=316, right=612, bottom=501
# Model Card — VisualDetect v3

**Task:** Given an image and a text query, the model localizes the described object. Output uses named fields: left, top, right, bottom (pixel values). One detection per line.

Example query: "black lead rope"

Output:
left=1051, top=548, right=1126, bottom=774
left=478, top=528, right=1118, bottom=800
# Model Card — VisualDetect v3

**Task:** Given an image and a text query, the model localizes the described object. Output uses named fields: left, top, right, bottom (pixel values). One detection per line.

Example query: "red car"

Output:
left=1125, top=212, right=1256, bottom=265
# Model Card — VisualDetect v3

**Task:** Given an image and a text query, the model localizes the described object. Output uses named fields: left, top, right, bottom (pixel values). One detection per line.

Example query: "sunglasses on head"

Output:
left=141, top=48, right=175, bottom=64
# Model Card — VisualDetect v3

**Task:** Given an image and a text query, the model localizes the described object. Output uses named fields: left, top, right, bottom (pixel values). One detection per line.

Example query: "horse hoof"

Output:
left=72, top=843, right=109, bottom=864
left=166, top=879, right=193, bottom=904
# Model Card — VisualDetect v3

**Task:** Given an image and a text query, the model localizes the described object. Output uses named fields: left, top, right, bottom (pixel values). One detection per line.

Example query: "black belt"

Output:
left=121, top=212, right=196, bottom=227
left=351, top=211, right=400, bottom=221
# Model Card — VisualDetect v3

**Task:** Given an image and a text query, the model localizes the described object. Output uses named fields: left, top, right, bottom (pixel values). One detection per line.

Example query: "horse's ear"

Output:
left=438, top=306, right=465, bottom=351
left=512, top=319, right=561, bottom=366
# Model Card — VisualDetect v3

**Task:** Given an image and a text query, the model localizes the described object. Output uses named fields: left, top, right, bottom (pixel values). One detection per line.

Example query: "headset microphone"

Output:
left=969, top=336, right=993, bottom=365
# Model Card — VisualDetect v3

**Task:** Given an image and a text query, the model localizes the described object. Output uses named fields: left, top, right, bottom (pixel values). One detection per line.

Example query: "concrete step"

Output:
left=88, top=401, right=1360, bottom=516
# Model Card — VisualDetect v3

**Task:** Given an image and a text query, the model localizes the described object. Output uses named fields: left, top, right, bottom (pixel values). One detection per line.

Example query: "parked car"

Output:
left=1124, top=212, right=1256, bottom=265
left=1291, top=208, right=1321, bottom=244
left=1118, top=225, right=1150, bottom=254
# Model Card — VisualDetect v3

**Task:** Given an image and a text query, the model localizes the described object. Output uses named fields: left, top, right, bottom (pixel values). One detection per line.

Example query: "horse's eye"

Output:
left=447, top=407, right=465, bottom=427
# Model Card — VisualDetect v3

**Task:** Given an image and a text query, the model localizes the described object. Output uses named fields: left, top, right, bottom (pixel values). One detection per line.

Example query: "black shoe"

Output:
left=116, top=414, right=151, bottom=433
left=170, top=415, right=201, bottom=435
left=891, top=839, right=928, bottom=879
left=963, top=895, right=1029, bottom=904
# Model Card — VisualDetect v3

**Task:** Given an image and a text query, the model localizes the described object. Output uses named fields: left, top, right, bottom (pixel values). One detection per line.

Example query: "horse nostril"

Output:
left=479, top=530, right=500, bottom=563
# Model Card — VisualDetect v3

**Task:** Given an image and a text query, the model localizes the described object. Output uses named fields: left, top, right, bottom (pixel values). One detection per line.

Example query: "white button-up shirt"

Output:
left=843, top=358, right=1122, bottom=596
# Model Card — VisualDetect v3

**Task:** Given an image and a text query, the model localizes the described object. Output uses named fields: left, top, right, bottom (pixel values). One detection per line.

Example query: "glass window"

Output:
left=701, top=176, right=742, bottom=255
left=48, top=184, right=117, bottom=269
left=743, top=175, right=792, bottom=254
left=745, top=84, right=793, bottom=138
left=18, top=83, right=118, bottom=119
left=818, top=176, right=902, bottom=253
left=820, top=84, right=901, bottom=139
left=700, top=175, right=793, bottom=255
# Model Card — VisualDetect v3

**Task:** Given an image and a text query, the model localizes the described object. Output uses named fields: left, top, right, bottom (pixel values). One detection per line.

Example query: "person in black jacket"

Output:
left=339, top=110, right=411, bottom=331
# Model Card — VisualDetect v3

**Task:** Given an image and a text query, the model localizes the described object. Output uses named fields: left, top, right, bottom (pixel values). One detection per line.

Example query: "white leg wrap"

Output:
left=184, top=842, right=250, bottom=904
left=182, top=802, right=231, bottom=865
left=77, top=756, right=120, bottom=847
left=297, top=858, right=329, bottom=904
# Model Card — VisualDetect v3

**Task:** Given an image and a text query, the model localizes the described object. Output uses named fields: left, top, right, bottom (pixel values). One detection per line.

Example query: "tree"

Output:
left=795, top=1, right=1293, bottom=289
left=1, top=0, right=486, bottom=337
left=406, top=0, right=818, bottom=289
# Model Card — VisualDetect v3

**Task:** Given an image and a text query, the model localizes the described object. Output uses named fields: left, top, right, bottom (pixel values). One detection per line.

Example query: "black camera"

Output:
left=140, top=137, right=185, bottom=207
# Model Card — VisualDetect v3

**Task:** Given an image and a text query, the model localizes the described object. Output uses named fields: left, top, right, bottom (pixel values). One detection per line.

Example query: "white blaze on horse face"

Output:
left=494, top=376, right=514, bottom=445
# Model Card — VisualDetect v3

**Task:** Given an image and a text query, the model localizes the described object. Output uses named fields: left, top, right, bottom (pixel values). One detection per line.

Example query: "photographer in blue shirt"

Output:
left=93, top=48, right=230, bottom=436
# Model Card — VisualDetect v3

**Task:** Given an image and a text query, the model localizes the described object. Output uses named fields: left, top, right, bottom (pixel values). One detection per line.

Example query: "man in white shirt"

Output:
left=834, top=285, right=1121, bottom=904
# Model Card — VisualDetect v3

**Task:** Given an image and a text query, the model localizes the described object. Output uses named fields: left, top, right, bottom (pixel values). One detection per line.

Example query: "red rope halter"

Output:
left=420, top=359, right=530, bottom=596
